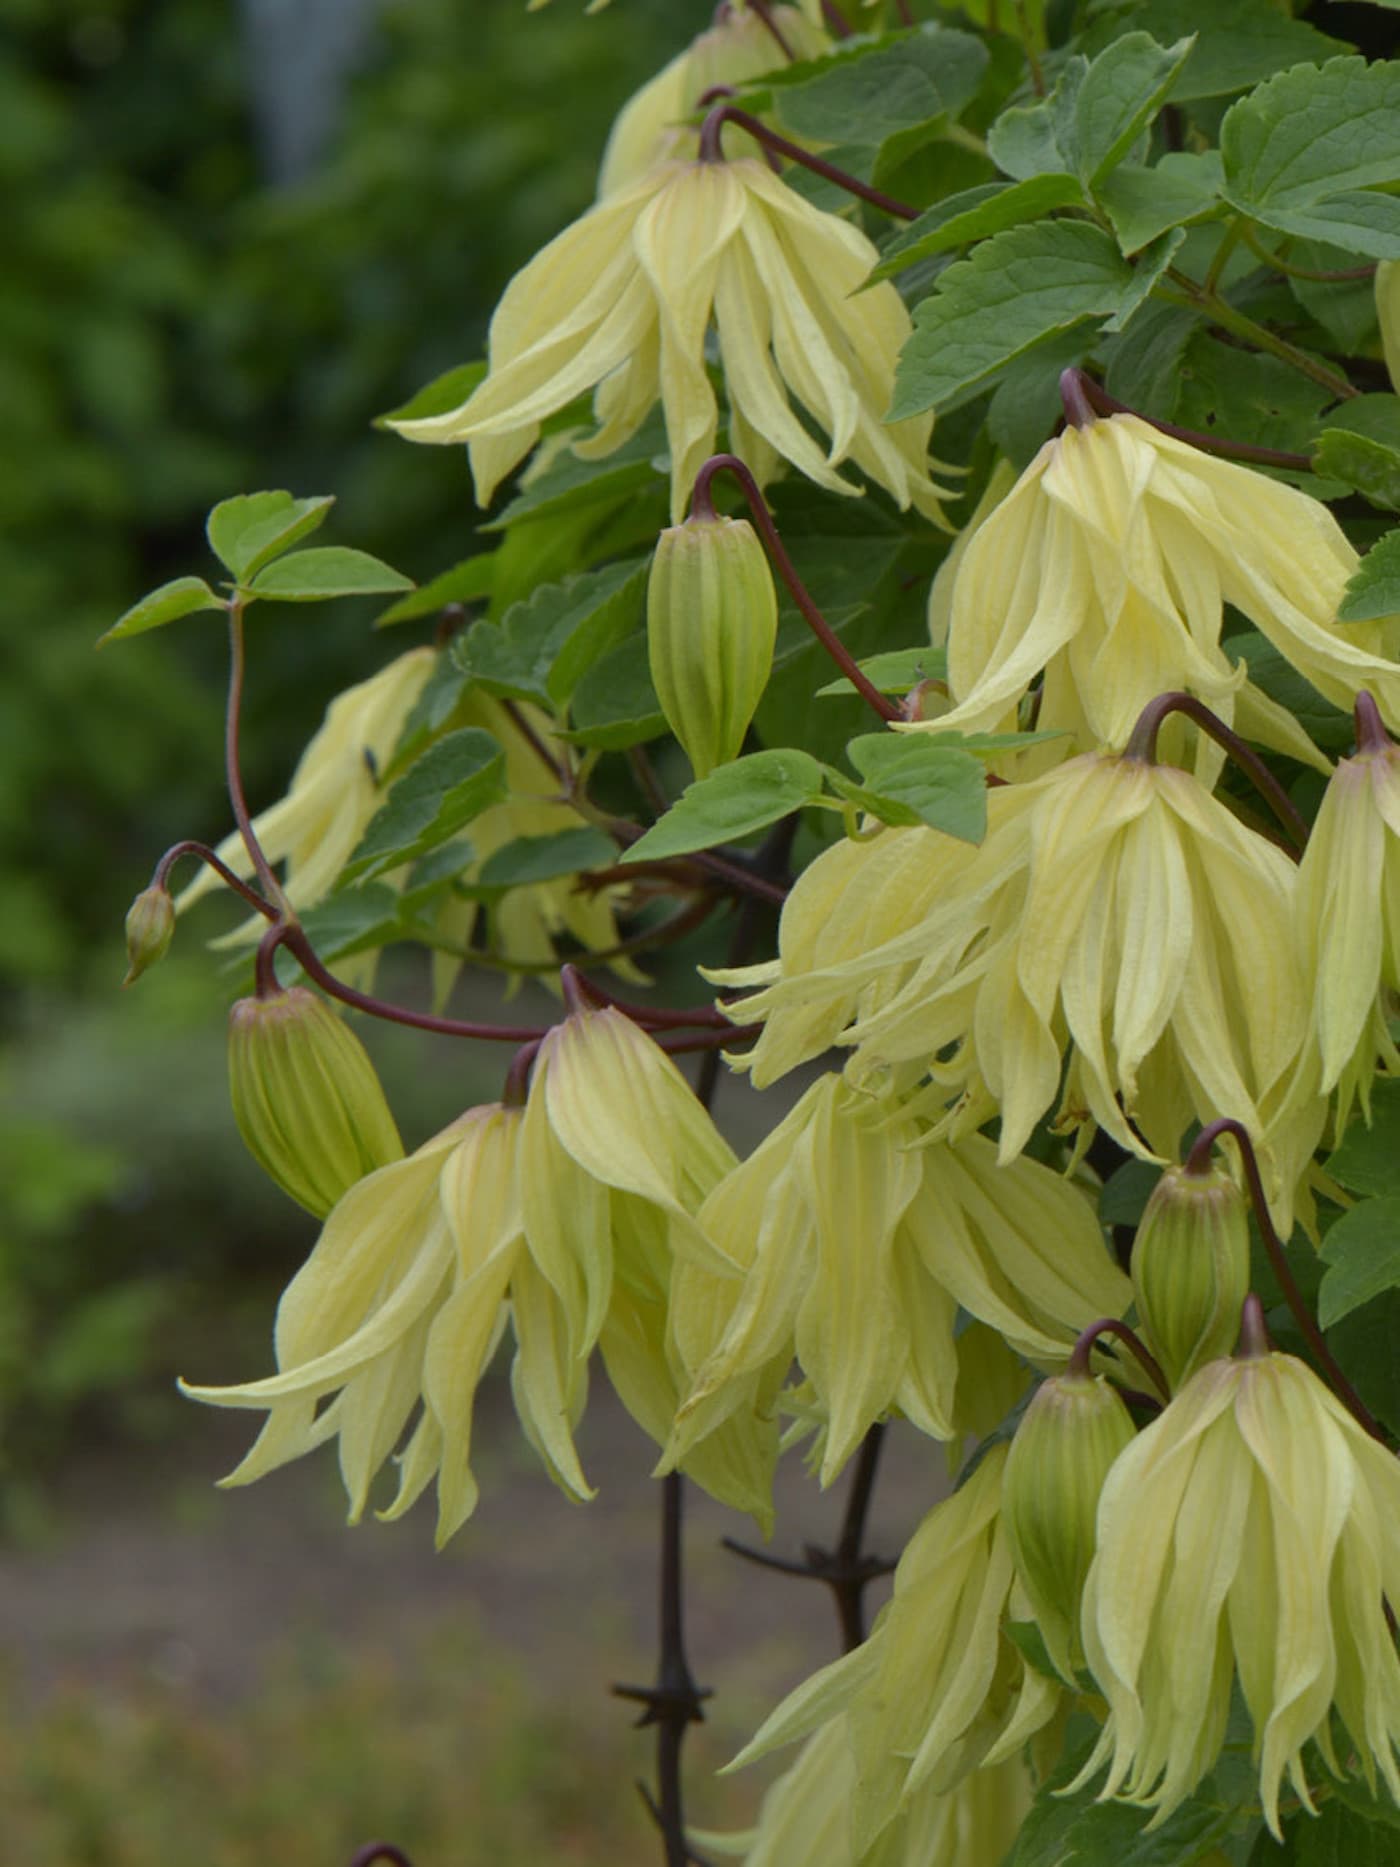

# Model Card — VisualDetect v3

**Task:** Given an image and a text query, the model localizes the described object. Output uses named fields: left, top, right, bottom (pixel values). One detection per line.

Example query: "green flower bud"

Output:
left=1003, top=1371, right=1136, bottom=1683
left=123, top=884, right=175, bottom=986
left=228, top=988, right=403, bottom=1217
left=646, top=513, right=777, bottom=778
left=1131, top=1163, right=1250, bottom=1391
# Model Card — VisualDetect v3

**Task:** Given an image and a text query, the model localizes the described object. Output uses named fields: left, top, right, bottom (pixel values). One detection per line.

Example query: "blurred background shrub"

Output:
left=1, top=0, right=680, bottom=1487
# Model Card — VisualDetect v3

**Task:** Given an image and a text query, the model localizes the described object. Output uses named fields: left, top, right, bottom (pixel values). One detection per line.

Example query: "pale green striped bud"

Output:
left=1131, top=1163, right=1250, bottom=1391
left=646, top=514, right=777, bottom=778
left=228, top=988, right=403, bottom=1217
left=1003, top=1371, right=1136, bottom=1683
left=123, top=884, right=175, bottom=986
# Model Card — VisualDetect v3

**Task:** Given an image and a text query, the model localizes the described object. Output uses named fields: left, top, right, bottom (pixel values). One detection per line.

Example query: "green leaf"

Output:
left=1313, top=429, right=1400, bottom=513
left=891, top=220, right=1134, bottom=416
left=563, top=637, right=667, bottom=750
left=1096, top=152, right=1225, bottom=253
left=1175, top=336, right=1331, bottom=456
left=622, top=751, right=825, bottom=863
left=400, top=842, right=477, bottom=916
left=868, top=175, right=1085, bottom=283
left=1284, top=1794, right=1400, bottom=1866
left=98, top=575, right=223, bottom=647
left=771, top=26, right=989, bottom=146
left=1327, top=1081, right=1400, bottom=1196
left=1073, top=32, right=1195, bottom=187
left=385, top=653, right=471, bottom=781
left=1318, top=1196, right=1400, bottom=1329
left=1003, top=1620, right=1064, bottom=1684
left=816, top=646, right=948, bottom=697
left=1113, top=0, right=1349, bottom=102
left=1225, top=632, right=1354, bottom=750
left=843, top=735, right=988, bottom=843
left=454, top=559, right=647, bottom=707
left=1247, top=190, right=1400, bottom=262
left=1100, top=1157, right=1163, bottom=1227
left=374, top=360, right=485, bottom=428
left=988, top=58, right=1085, bottom=181
left=1327, top=1289, right=1400, bottom=1438
left=1104, top=227, right=1187, bottom=333
left=1339, top=529, right=1400, bottom=624
left=1103, top=300, right=1199, bottom=415
left=294, top=883, right=403, bottom=964
left=1012, top=1762, right=1245, bottom=1865
left=343, top=729, right=507, bottom=882
left=988, top=325, right=1105, bottom=463
left=206, top=491, right=335, bottom=580
left=1222, top=57, right=1400, bottom=217
left=471, top=827, right=617, bottom=895
left=246, top=547, right=414, bottom=603
left=484, top=412, right=669, bottom=532
left=376, top=553, right=496, bottom=627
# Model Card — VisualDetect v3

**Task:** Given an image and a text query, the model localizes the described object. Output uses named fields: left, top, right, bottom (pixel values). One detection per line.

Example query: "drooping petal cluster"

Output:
left=184, top=1007, right=776, bottom=1543
left=388, top=158, right=949, bottom=523
left=909, top=412, right=1400, bottom=769
left=665, top=1071, right=1127, bottom=1487
left=730, top=1448, right=1059, bottom=1849
left=1077, top=1349, right=1400, bottom=1835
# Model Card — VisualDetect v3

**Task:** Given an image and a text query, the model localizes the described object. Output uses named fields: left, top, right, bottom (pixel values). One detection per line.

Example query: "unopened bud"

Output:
left=647, top=514, right=777, bottom=778
left=1378, top=261, right=1400, bottom=397
left=1003, top=1370, right=1135, bottom=1683
left=123, top=885, right=175, bottom=986
left=1131, top=1164, right=1251, bottom=1390
left=228, top=987, right=403, bottom=1217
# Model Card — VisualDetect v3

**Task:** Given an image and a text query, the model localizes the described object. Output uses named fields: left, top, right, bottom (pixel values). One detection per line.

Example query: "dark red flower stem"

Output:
left=1123, top=691, right=1310, bottom=855
left=225, top=605, right=291, bottom=914
left=747, top=0, right=796, bottom=59
left=819, top=0, right=855, bottom=36
left=1068, top=1317, right=1170, bottom=1400
left=1355, top=690, right=1393, bottom=754
left=1062, top=369, right=1314, bottom=473
left=1187, top=1119, right=1386, bottom=1441
left=697, top=106, right=917, bottom=221
left=348, top=1848, right=414, bottom=1867
left=692, top=455, right=901, bottom=724
left=152, top=840, right=277, bottom=919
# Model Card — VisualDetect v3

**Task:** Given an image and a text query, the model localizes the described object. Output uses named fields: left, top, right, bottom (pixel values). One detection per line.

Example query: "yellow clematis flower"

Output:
left=720, top=751, right=1318, bottom=1228
left=1077, top=1342, right=1400, bottom=1836
left=176, top=647, right=437, bottom=926
left=598, top=4, right=828, bottom=196
left=907, top=412, right=1400, bottom=773
left=183, top=1006, right=775, bottom=1544
left=665, top=1070, right=1128, bottom=1488
left=388, top=157, right=949, bottom=523
left=729, top=1447, right=1059, bottom=1850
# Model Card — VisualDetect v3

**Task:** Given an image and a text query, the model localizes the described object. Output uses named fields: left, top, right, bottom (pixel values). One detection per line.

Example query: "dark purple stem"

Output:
left=1356, top=690, right=1393, bottom=754
left=819, top=0, right=855, bottom=35
left=692, top=456, right=901, bottom=723
left=348, top=1849, right=414, bottom=1867
left=1067, top=369, right=1314, bottom=473
left=225, top=605, right=289, bottom=913
left=697, top=106, right=916, bottom=221
left=747, top=0, right=796, bottom=59
left=1068, top=1317, right=1170, bottom=1400
left=1187, top=1119, right=1386, bottom=1440
left=152, top=840, right=277, bottom=920
left=1123, top=691, right=1310, bottom=855
left=1237, top=1291, right=1272, bottom=1360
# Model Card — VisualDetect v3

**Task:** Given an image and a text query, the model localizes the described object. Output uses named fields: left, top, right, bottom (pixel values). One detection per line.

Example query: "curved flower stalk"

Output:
left=425, top=692, right=641, bottom=1004
left=1076, top=1345, right=1400, bottom=1836
left=388, top=157, right=950, bottom=523
left=719, top=751, right=1318, bottom=1227
left=1293, top=700, right=1400, bottom=1120
left=702, top=1721, right=1033, bottom=1866
left=598, top=4, right=828, bottom=195
left=906, top=412, right=1400, bottom=773
left=729, top=1448, right=1059, bottom=1851
left=665, top=1070, right=1128, bottom=1488
left=183, top=1007, right=777, bottom=1544
left=176, top=647, right=437, bottom=930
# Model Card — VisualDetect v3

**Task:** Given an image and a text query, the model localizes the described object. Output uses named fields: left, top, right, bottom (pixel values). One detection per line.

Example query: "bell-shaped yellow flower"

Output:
left=184, top=1005, right=775, bottom=1543
left=910, top=412, right=1400, bottom=770
left=730, top=1447, right=1059, bottom=1851
left=1077, top=1345, right=1400, bottom=1836
left=1294, top=703, right=1400, bottom=1115
left=598, top=4, right=828, bottom=195
left=388, top=158, right=949, bottom=523
left=177, top=647, right=437, bottom=925
left=708, top=1720, right=1033, bottom=1867
left=666, top=1071, right=1127, bottom=1488
left=722, top=752, right=1316, bottom=1227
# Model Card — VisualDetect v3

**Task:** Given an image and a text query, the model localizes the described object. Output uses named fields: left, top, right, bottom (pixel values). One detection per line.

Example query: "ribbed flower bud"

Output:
left=123, top=884, right=175, bottom=985
left=646, top=514, right=777, bottom=778
left=1131, top=1163, right=1250, bottom=1390
left=1003, top=1370, right=1136, bottom=1683
left=228, top=988, right=403, bottom=1217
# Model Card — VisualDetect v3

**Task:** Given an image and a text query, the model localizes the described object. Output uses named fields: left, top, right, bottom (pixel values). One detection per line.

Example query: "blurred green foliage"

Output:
left=2, top=0, right=681, bottom=1474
